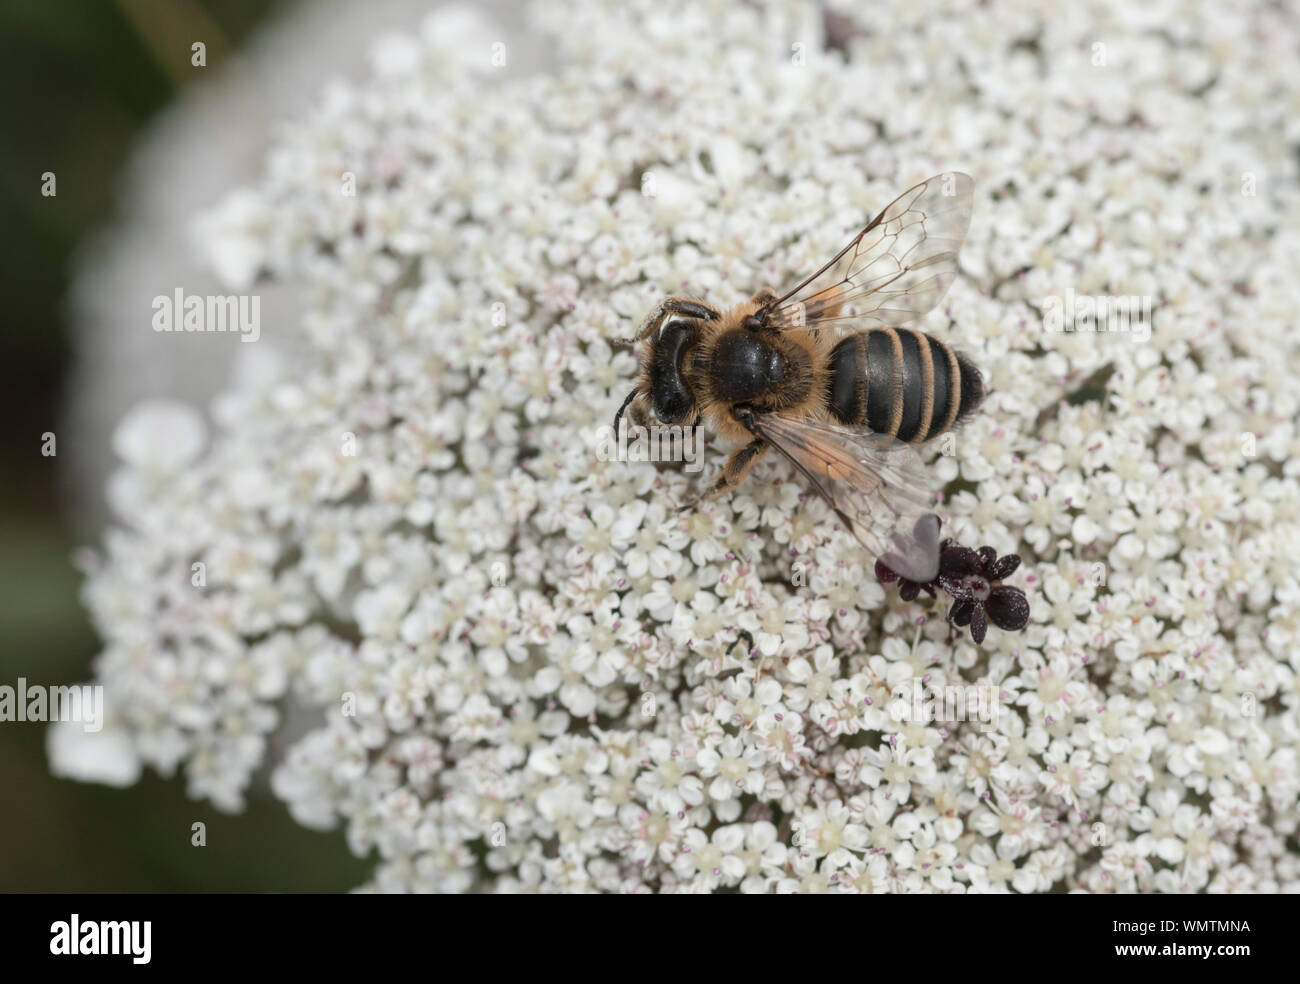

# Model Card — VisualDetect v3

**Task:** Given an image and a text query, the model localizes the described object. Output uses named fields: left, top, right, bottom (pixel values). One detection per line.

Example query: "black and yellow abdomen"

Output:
left=826, top=327, right=983, bottom=443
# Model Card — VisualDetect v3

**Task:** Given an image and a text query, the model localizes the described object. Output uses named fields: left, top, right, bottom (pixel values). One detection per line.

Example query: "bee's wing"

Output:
left=746, top=412, right=940, bottom=581
left=766, top=172, right=973, bottom=333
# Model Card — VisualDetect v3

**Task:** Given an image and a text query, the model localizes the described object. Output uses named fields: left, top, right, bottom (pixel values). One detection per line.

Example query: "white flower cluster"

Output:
left=58, top=0, right=1300, bottom=892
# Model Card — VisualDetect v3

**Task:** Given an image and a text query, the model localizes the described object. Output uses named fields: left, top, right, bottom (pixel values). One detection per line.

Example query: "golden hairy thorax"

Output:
left=682, top=299, right=837, bottom=446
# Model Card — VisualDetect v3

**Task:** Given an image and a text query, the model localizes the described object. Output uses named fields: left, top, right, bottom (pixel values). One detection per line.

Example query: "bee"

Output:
left=613, top=172, right=982, bottom=582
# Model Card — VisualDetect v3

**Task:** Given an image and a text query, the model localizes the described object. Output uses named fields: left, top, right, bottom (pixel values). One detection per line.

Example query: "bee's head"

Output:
left=615, top=318, right=698, bottom=432
left=713, top=329, right=787, bottom=403
left=647, top=319, right=696, bottom=424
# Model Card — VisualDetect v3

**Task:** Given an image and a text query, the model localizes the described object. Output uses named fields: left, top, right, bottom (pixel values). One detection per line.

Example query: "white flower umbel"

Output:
left=59, top=0, right=1300, bottom=893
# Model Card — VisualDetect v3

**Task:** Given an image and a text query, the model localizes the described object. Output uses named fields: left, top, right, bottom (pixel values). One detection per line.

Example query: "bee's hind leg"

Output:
left=680, top=439, right=767, bottom=512
left=707, top=440, right=768, bottom=499
left=725, top=629, right=755, bottom=659
left=723, top=628, right=780, bottom=683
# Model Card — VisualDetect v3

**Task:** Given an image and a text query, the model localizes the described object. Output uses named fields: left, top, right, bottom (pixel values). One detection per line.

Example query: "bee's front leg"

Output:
left=628, top=296, right=719, bottom=343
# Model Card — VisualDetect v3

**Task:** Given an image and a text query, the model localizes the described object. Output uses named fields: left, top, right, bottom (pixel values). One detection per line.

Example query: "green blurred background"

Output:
left=0, top=0, right=369, bottom=891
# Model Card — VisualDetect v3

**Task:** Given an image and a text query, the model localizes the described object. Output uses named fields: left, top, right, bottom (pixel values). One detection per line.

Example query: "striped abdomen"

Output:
left=826, top=328, right=983, bottom=443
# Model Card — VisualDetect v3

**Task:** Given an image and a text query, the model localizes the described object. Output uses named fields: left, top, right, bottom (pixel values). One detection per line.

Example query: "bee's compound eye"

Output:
left=653, top=383, right=692, bottom=423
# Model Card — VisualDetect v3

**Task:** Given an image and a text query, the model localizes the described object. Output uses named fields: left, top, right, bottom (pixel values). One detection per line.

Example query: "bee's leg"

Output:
left=725, top=629, right=755, bottom=659
left=629, top=296, right=720, bottom=343
left=708, top=440, right=768, bottom=499
left=681, top=440, right=767, bottom=512
left=749, top=287, right=780, bottom=306
left=725, top=626, right=784, bottom=683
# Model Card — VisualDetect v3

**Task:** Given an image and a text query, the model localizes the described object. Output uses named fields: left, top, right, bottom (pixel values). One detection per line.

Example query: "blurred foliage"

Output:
left=0, top=0, right=370, bottom=891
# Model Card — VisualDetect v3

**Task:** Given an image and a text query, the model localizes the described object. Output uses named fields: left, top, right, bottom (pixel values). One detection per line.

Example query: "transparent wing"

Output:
left=747, top=413, right=940, bottom=581
left=766, top=172, right=973, bottom=333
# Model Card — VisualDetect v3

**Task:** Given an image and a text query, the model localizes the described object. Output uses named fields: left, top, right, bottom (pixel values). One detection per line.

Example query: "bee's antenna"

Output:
left=612, top=388, right=638, bottom=434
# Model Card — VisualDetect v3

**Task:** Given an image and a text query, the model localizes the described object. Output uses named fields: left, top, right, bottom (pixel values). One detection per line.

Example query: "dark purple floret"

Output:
left=876, top=520, right=1031, bottom=645
left=874, top=557, right=937, bottom=602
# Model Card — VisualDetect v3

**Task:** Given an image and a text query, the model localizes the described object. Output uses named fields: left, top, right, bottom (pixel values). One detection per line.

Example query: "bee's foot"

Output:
left=725, top=630, right=755, bottom=659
